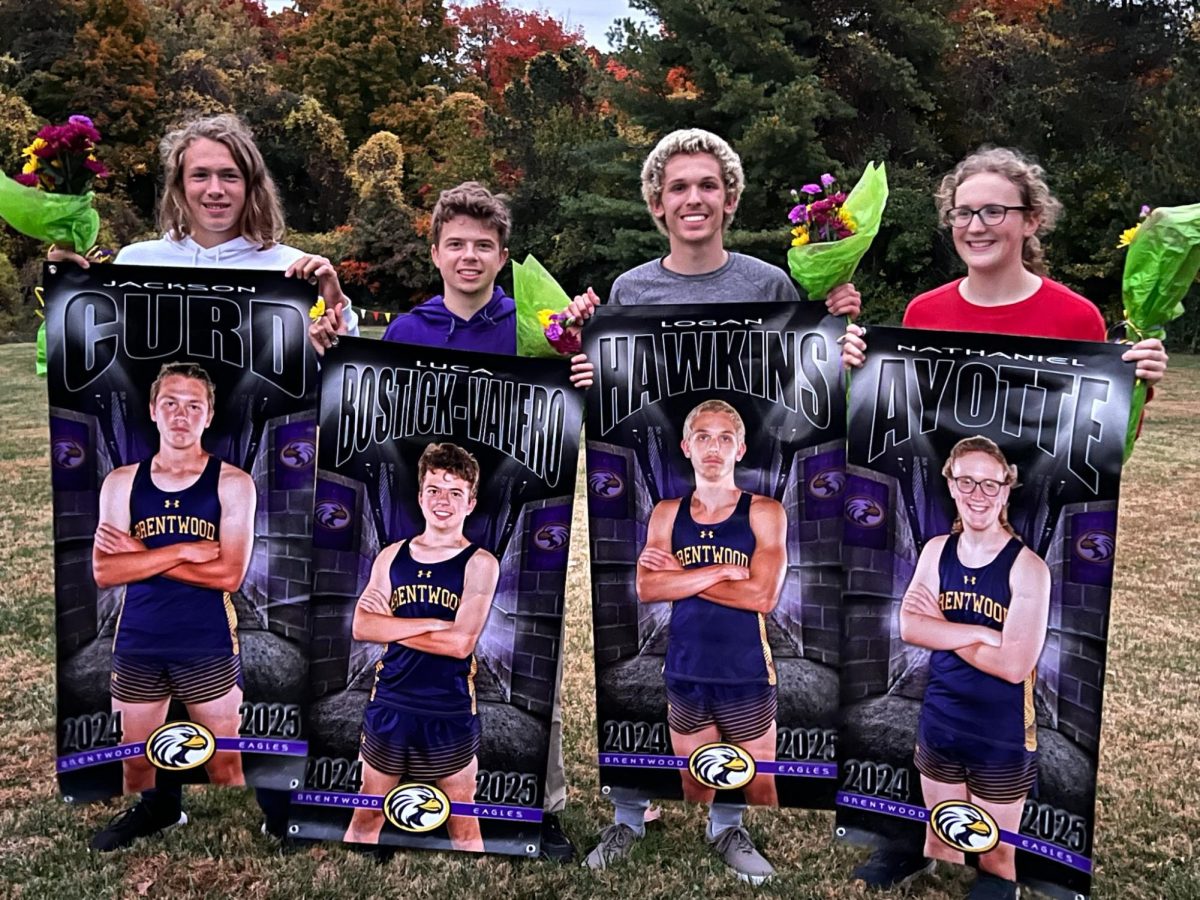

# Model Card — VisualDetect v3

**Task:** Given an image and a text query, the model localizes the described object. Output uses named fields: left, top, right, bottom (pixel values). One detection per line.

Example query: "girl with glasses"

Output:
left=898, top=436, right=1049, bottom=900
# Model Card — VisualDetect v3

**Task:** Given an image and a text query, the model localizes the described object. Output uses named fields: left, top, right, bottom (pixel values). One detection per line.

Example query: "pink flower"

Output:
left=820, top=173, right=835, bottom=187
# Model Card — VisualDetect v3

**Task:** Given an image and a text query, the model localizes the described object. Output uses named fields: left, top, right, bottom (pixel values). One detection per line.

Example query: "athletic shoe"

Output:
left=89, top=802, right=188, bottom=852
left=582, top=823, right=640, bottom=870
left=851, top=848, right=936, bottom=889
left=538, top=813, right=576, bottom=863
left=967, top=872, right=1021, bottom=899
left=709, top=825, right=775, bottom=886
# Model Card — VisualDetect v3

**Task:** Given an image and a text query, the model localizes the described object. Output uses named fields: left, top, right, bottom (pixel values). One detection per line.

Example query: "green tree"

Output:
left=280, top=0, right=456, bottom=148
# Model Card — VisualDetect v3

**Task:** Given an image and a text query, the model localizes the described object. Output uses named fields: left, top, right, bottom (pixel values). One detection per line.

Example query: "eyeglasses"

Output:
left=950, top=475, right=1007, bottom=497
left=945, top=205, right=1030, bottom=228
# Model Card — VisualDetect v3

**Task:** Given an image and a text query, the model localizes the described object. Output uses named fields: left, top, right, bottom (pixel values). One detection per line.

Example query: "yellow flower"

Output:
left=791, top=231, right=810, bottom=247
left=308, top=297, right=326, bottom=320
left=22, top=158, right=39, bottom=175
left=537, top=308, right=555, bottom=329
left=1116, top=224, right=1140, bottom=248
left=21, top=138, right=47, bottom=159
left=839, top=209, right=858, bottom=232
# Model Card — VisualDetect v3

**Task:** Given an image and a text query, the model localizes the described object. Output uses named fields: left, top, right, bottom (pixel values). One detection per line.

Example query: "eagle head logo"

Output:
left=315, top=499, right=351, bottom=531
left=279, top=437, right=316, bottom=470
left=145, top=721, right=216, bottom=771
left=845, top=495, right=885, bottom=528
left=588, top=469, right=625, bottom=500
left=687, top=742, right=756, bottom=790
left=807, top=468, right=846, bottom=500
left=1074, top=529, right=1115, bottom=564
left=384, top=783, right=451, bottom=833
left=533, top=521, right=570, bottom=552
left=930, top=800, right=1000, bottom=853
left=51, top=438, right=86, bottom=470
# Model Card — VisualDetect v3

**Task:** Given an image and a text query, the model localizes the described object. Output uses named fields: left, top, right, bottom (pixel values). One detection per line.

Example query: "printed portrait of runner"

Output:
left=635, top=399, right=787, bottom=806
left=343, top=442, right=500, bottom=850
left=92, top=361, right=256, bottom=792
left=899, top=436, right=1051, bottom=882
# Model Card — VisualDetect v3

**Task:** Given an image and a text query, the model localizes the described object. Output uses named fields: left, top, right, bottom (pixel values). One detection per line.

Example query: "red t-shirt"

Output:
left=902, top=277, right=1107, bottom=341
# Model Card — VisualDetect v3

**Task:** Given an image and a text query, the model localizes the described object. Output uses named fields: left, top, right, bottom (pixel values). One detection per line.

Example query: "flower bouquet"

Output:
left=786, top=162, right=888, bottom=301
left=1117, top=201, right=1200, bottom=459
left=0, top=115, right=110, bottom=374
left=513, top=254, right=580, bottom=358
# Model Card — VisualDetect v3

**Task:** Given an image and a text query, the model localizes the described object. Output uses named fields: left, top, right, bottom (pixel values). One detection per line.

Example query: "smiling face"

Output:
left=681, top=410, right=745, bottom=483
left=951, top=172, right=1039, bottom=276
left=180, top=137, right=247, bottom=248
left=947, top=450, right=1011, bottom=534
left=150, top=374, right=214, bottom=451
left=418, top=468, right=477, bottom=534
left=431, top=215, right=508, bottom=306
left=650, top=153, right=738, bottom=250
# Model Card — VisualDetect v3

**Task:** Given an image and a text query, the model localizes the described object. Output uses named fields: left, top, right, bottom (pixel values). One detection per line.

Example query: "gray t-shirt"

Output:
left=609, top=251, right=800, bottom=306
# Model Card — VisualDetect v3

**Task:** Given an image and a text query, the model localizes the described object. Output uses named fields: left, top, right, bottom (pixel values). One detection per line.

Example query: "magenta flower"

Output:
left=801, top=183, right=821, bottom=195
left=788, top=204, right=807, bottom=223
left=546, top=323, right=564, bottom=341
left=14, top=173, right=39, bottom=187
left=820, top=173, right=835, bottom=187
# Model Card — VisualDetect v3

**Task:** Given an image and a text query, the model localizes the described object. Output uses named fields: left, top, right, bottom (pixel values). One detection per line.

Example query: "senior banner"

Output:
left=291, top=337, right=581, bottom=858
left=836, top=327, right=1134, bottom=900
left=584, top=302, right=845, bottom=809
left=45, top=263, right=317, bottom=803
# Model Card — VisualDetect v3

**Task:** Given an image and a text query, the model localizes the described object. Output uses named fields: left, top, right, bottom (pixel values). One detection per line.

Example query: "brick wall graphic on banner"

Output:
left=584, top=302, right=845, bottom=809
left=837, top=326, right=1134, bottom=900
left=45, top=263, right=317, bottom=802
left=291, top=338, right=581, bottom=858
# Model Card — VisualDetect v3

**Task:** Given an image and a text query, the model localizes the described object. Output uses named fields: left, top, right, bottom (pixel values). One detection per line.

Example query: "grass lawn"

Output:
left=0, top=344, right=1196, bottom=899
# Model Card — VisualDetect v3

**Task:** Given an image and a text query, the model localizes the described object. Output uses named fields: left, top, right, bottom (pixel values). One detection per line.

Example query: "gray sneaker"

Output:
left=582, top=823, right=640, bottom=870
left=709, top=825, right=775, bottom=885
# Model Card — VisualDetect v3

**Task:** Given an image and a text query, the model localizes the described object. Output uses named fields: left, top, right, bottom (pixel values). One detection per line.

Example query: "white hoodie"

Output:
left=115, top=234, right=359, bottom=332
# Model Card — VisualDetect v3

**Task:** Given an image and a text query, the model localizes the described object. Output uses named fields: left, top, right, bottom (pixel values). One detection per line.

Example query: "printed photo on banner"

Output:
left=44, top=263, right=317, bottom=803
left=583, top=301, right=845, bottom=810
left=836, top=326, right=1135, bottom=900
left=292, top=337, right=582, bottom=857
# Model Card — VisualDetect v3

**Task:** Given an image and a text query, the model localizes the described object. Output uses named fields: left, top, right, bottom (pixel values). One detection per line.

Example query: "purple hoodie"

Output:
left=381, top=288, right=516, bottom=355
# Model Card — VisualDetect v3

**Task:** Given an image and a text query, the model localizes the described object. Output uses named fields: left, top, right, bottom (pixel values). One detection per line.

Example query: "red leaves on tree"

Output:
left=449, top=0, right=584, bottom=98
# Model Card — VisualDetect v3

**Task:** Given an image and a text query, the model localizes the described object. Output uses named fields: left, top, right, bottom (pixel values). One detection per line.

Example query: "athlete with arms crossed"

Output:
left=93, top=362, right=255, bottom=795
left=344, top=443, right=499, bottom=852
left=899, top=437, right=1050, bottom=891
left=637, top=400, right=787, bottom=814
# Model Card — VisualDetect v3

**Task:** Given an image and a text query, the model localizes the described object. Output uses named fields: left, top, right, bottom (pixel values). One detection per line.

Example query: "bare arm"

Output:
left=635, top=501, right=747, bottom=603
left=698, top=497, right=787, bottom=614
left=955, top=549, right=1051, bottom=684
left=92, top=467, right=219, bottom=587
left=898, top=537, right=1002, bottom=651
left=401, top=550, right=499, bottom=659
left=162, top=465, right=257, bottom=592
left=351, top=543, right=452, bottom=643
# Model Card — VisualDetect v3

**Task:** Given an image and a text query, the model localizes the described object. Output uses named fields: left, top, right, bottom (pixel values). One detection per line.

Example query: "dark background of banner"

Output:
left=583, top=302, right=846, bottom=808
left=44, top=263, right=317, bottom=801
left=294, top=337, right=582, bottom=857
left=838, top=326, right=1135, bottom=899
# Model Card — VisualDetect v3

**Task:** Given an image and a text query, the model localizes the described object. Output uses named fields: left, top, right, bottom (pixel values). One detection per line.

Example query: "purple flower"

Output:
left=801, top=183, right=821, bottom=195
left=69, top=115, right=94, bottom=128
left=546, top=323, right=564, bottom=341
left=820, top=173, right=835, bottom=187
left=1140, top=204, right=1152, bottom=218
left=788, top=204, right=807, bottom=224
